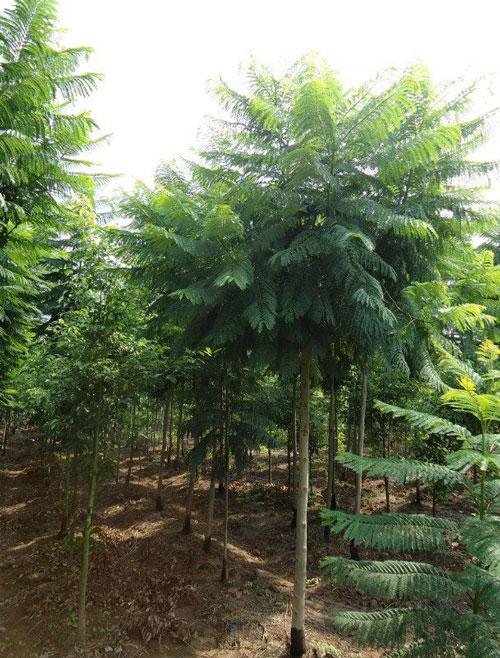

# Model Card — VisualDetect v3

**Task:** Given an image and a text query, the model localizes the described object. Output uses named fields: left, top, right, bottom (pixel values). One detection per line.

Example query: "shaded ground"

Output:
left=0, top=439, right=466, bottom=658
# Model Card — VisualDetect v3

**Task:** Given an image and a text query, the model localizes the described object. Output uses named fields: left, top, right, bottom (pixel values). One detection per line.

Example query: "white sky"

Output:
left=3, top=0, right=500, bottom=193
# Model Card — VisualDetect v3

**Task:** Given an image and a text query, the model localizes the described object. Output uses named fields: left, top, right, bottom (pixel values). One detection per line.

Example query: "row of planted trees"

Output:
left=1, top=1, right=499, bottom=656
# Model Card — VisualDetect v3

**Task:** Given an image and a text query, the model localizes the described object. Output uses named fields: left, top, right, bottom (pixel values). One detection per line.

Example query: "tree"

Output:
left=0, top=0, right=101, bottom=413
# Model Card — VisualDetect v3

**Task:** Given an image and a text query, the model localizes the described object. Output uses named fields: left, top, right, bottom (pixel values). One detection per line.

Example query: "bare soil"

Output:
left=0, top=439, right=466, bottom=658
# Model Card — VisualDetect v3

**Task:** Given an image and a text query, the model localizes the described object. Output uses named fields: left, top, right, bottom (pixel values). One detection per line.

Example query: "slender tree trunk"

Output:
left=167, top=392, right=175, bottom=465
left=176, top=381, right=184, bottom=468
left=220, top=440, right=229, bottom=581
left=290, top=349, right=311, bottom=658
left=77, top=382, right=103, bottom=644
left=384, top=423, right=391, bottom=513
left=324, top=379, right=337, bottom=540
left=350, top=370, right=368, bottom=561
left=151, top=405, right=158, bottom=460
left=291, top=376, right=298, bottom=528
left=67, top=453, right=79, bottom=557
left=268, top=446, right=272, bottom=485
left=183, top=424, right=199, bottom=534
left=203, top=442, right=217, bottom=552
left=415, top=479, right=422, bottom=506
left=287, top=430, right=292, bottom=491
left=156, top=394, right=171, bottom=511
left=1, top=413, right=10, bottom=457
left=115, top=432, right=121, bottom=485
left=125, top=401, right=136, bottom=486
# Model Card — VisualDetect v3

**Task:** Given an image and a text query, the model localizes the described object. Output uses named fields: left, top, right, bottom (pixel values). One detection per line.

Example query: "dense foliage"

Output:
left=1, top=1, right=499, bottom=656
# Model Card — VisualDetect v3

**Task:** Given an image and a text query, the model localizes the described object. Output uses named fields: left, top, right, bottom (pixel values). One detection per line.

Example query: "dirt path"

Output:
left=0, top=441, right=388, bottom=658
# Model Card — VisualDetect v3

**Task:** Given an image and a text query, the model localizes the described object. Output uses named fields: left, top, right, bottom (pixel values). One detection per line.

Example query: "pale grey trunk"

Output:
left=290, top=349, right=311, bottom=657
left=156, top=393, right=171, bottom=511
left=203, top=443, right=217, bottom=552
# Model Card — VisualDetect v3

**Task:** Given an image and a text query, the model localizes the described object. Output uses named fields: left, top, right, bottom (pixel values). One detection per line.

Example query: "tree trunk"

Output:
left=384, top=423, right=392, bottom=513
left=415, top=479, right=422, bottom=506
left=167, top=392, right=175, bottom=465
left=268, top=446, right=272, bottom=485
left=350, top=370, right=368, bottom=562
left=182, top=415, right=199, bottom=534
left=1, top=413, right=10, bottom=457
left=220, top=437, right=229, bottom=582
left=125, top=401, right=136, bottom=486
left=324, top=379, right=337, bottom=541
left=77, top=382, right=103, bottom=644
left=203, top=443, right=217, bottom=553
left=291, top=376, right=298, bottom=528
left=156, top=394, right=171, bottom=511
left=176, top=381, right=184, bottom=468
left=287, top=430, right=292, bottom=491
left=115, top=432, right=121, bottom=485
left=290, top=349, right=311, bottom=658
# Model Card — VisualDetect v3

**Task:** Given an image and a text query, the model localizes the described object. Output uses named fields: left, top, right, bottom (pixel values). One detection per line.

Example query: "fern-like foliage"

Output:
left=374, top=400, right=472, bottom=440
left=320, top=510, right=458, bottom=551
left=321, top=557, right=464, bottom=600
left=336, top=452, right=460, bottom=484
left=461, top=516, right=500, bottom=576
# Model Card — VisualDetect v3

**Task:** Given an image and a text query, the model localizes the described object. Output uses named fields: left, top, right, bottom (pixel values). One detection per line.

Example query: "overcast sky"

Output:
left=3, top=0, right=500, bottom=192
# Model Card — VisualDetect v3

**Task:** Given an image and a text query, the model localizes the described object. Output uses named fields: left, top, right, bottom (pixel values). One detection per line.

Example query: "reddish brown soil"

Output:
left=0, top=440, right=465, bottom=658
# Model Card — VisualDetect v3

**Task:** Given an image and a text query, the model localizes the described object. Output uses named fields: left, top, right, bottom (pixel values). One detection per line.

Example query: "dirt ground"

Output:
left=0, top=439, right=464, bottom=658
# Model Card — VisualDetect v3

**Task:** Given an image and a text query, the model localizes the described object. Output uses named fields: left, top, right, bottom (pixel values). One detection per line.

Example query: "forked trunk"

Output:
left=290, top=349, right=311, bottom=658
left=350, top=370, right=367, bottom=561
left=156, top=393, right=171, bottom=511
left=77, top=382, right=103, bottom=644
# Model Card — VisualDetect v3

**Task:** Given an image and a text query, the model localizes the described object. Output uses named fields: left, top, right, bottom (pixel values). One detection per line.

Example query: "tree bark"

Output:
left=156, top=393, right=171, bottom=511
left=290, top=349, right=311, bottom=658
left=350, top=370, right=368, bottom=561
left=1, top=413, right=10, bottom=457
left=77, top=381, right=103, bottom=644
left=203, top=441, right=217, bottom=552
